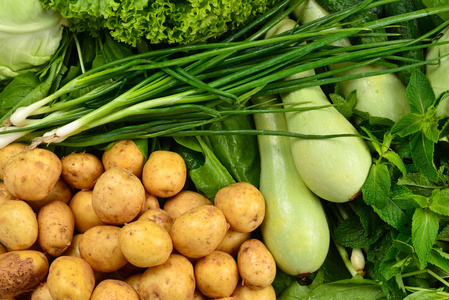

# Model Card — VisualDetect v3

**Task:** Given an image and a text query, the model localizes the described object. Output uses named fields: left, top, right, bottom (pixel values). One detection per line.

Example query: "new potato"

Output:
left=70, top=190, right=105, bottom=233
left=0, top=142, right=27, bottom=180
left=61, top=152, right=104, bottom=190
left=233, top=283, right=276, bottom=299
left=138, top=208, right=173, bottom=232
left=0, top=200, right=38, bottom=250
left=102, top=140, right=145, bottom=178
left=90, top=279, right=139, bottom=300
left=163, top=190, right=212, bottom=220
left=26, top=178, right=72, bottom=212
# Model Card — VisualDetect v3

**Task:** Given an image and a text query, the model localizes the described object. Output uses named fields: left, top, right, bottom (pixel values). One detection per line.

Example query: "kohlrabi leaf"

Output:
left=0, top=0, right=65, bottom=80
left=412, top=208, right=439, bottom=269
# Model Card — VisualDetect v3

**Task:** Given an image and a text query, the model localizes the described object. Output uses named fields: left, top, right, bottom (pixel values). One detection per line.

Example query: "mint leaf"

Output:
left=429, top=189, right=449, bottom=216
left=329, top=91, right=356, bottom=119
left=428, top=248, right=449, bottom=275
left=383, top=151, right=407, bottom=177
left=423, top=121, right=440, bottom=144
left=406, top=70, right=436, bottom=114
left=362, top=163, right=391, bottom=208
left=372, top=198, right=409, bottom=231
left=391, top=113, right=423, bottom=137
left=410, top=131, right=438, bottom=182
left=412, top=208, right=439, bottom=269
left=335, top=214, right=384, bottom=248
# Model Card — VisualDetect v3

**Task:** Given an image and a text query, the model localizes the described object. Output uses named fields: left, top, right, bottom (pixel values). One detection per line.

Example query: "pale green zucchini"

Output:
left=293, top=0, right=410, bottom=122
left=266, top=18, right=372, bottom=203
left=254, top=97, right=330, bottom=276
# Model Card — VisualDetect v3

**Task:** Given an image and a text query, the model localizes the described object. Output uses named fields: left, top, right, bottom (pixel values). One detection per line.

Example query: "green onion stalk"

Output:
left=2, top=0, right=449, bottom=149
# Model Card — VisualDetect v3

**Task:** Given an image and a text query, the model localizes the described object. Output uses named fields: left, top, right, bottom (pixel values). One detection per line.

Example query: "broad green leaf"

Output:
left=406, top=70, right=436, bottom=114
left=410, top=131, right=438, bottom=182
left=391, top=113, right=423, bottom=137
left=429, top=189, right=449, bottom=216
left=404, top=289, right=449, bottom=300
left=383, top=151, right=407, bottom=177
left=392, top=193, right=428, bottom=208
left=428, top=248, right=449, bottom=274
left=335, top=214, right=384, bottom=248
left=412, top=208, right=439, bottom=269
left=278, top=280, right=310, bottom=300
left=362, top=163, right=391, bottom=208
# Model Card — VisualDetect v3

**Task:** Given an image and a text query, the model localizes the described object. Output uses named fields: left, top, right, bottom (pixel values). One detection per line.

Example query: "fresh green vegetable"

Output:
left=265, top=17, right=372, bottom=203
left=422, top=0, right=449, bottom=21
left=254, top=96, right=330, bottom=276
left=0, top=0, right=65, bottom=80
left=38, top=0, right=279, bottom=46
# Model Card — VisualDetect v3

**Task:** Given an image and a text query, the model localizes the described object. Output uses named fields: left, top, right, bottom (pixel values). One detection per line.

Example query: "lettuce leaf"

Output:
left=39, top=0, right=278, bottom=46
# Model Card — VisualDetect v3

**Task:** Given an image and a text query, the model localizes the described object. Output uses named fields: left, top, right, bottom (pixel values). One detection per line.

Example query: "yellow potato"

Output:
left=0, top=200, right=38, bottom=250
left=119, top=219, right=173, bottom=268
left=102, top=139, right=145, bottom=178
left=139, top=253, right=196, bottom=300
left=62, top=234, right=83, bottom=257
left=70, top=190, right=105, bottom=233
left=90, top=279, right=139, bottom=300
left=233, top=283, right=276, bottom=299
left=26, top=178, right=73, bottom=212
left=195, top=250, right=239, bottom=298
left=216, top=228, right=252, bottom=257
left=170, top=205, right=229, bottom=258
left=38, top=201, right=75, bottom=256
left=47, top=256, right=95, bottom=300
left=30, top=282, right=53, bottom=300
left=92, top=167, right=145, bottom=225
left=163, top=190, right=212, bottom=220
left=0, top=182, right=18, bottom=205
left=139, top=192, right=160, bottom=216
left=123, top=273, right=143, bottom=294
left=3, top=147, right=62, bottom=201
left=61, top=152, right=104, bottom=190
left=138, top=208, right=173, bottom=232
left=0, top=250, right=49, bottom=298
left=215, top=182, right=265, bottom=233
left=237, top=239, right=276, bottom=290
left=79, top=225, right=128, bottom=273
left=0, top=142, right=27, bottom=180
left=142, top=150, right=187, bottom=198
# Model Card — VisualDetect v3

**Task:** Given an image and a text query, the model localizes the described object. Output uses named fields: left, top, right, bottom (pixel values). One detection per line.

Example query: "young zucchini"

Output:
left=254, top=96, right=330, bottom=276
left=266, top=18, right=372, bottom=203
left=293, top=0, right=410, bottom=122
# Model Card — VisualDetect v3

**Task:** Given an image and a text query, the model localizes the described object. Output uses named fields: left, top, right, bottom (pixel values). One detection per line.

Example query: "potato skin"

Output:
left=216, top=228, right=252, bottom=257
left=61, top=152, right=104, bottom=190
left=38, top=201, right=75, bottom=257
left=79, top=225, right=128, bottom=273
left=163, top=190, right=212, bottom=220
left=237, top=239, right=276, bottom=289
left=47, top=256, right=95, bottom=300
left=215, top=182, right=265, bottom=233
left=170, top=205, right=229, bottom=258
left=26, top=178, right=72, bottom=212
left=3, top=148, right=62, bottom=201
left=0, top=142, right=27, bottom=180
left=138, top=208, right=173, bottom=232
left=92, top=167, right=145, bottom=225
left=0, top=250, right=49, bottom=298
left=30, top=282, right=53, bottom=300
left=139, top=253, right=196, bottom=300
left=70, top=190, right=105, bottom=233
left=90, top=279, right=139, bottom=300
left=102, top=140, right=145, bottom=178
left=142, top=150, right=187, bottom=198
left=0, top=200, right=38, bottom=251
left=119, top=219, right=173, bottom=268
left=195, top=251, right=239, bottom=298
left=232, top=283, right=276, bottom=299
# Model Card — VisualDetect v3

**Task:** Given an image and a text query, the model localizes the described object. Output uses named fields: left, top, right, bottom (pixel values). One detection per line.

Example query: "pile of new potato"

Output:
left=0, top=140, right=277, bottom=299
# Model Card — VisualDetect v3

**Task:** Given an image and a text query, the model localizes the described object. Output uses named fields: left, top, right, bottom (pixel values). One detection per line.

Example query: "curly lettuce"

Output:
left=39, top=0, right=279, bottom=46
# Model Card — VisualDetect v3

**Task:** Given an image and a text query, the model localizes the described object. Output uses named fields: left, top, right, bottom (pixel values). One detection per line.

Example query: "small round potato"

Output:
left=237, top=239, right=276, bottom=290
left=216, top=228, right=252, bottom=257
left=3, top=147, right=62, bottom=201
left=0, top=250, right=49, bottom=298
left=233, top=283, right=276, bottom=299
left=215, top=182, right=265, bottom=233
left=139, top=253, right=196, bottom=300
left=90, top=279, right=139, bottom=300
left=38, top=201, right=75, bottom=256
left=195, top=251, right=239, bottom=298
left=70, top=190, right=106, bottom=233
left=138, top=208, right=173, bottom=232
left=26, top=178, right=72, bottom=212
left=119, top=219, right=173, bottom=268
left=142, top=150, right=187, bottom=198
left=170, top=205, right=229, bottom=258
left=139, top=192, right=160, bottom=215
left=0, top=200, right=38, bottom=250
left=61, top=152, right=104, bottom=190
left=124, top=273, right=143, bottom=294
left=102, top=140, right=145, bottom=178
left=92, top=167, right=145, bottom=225
left=47, top=256, right=95, bottom=300
left=79, top=225, right=128, bottom=273
left=30, top=282, right=53, bottom=300
left=0, top=142, right=27, bottom=180
left=62, top=234, right=83, bottom=257
left=163, top=190, right=212, bottom=220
